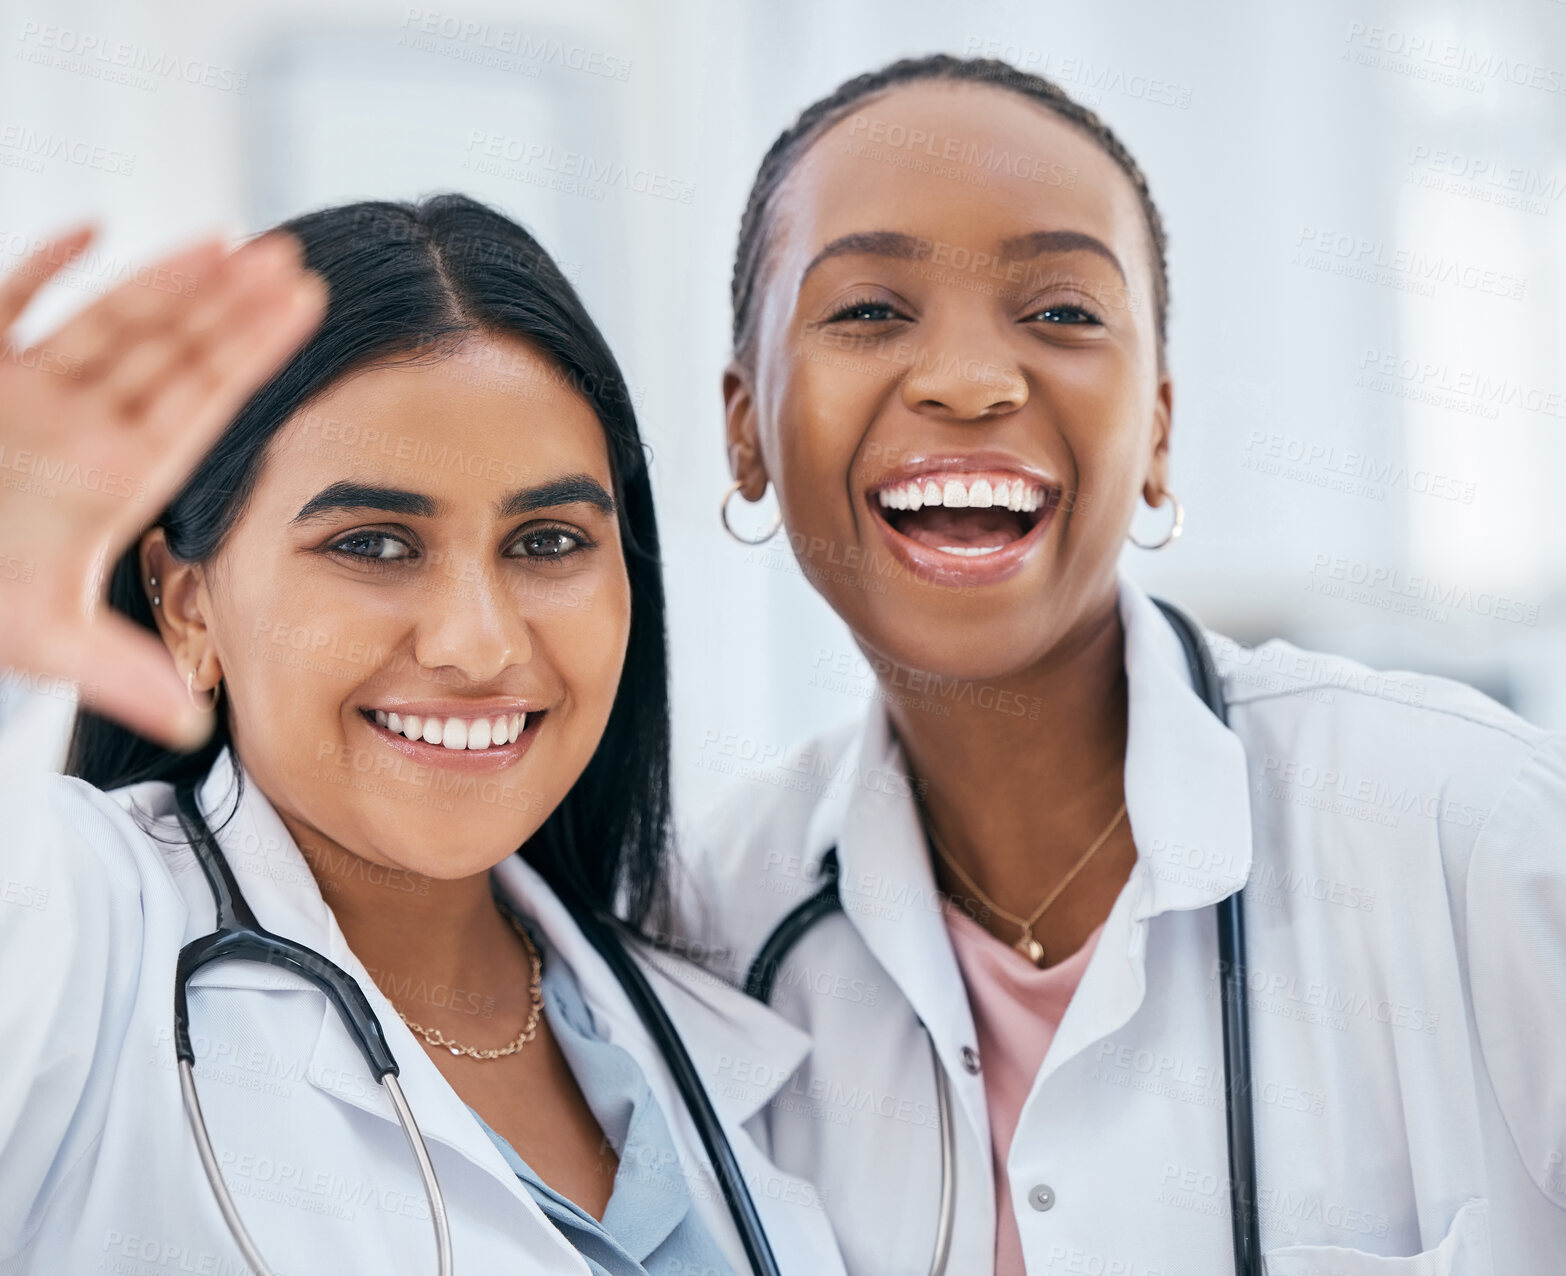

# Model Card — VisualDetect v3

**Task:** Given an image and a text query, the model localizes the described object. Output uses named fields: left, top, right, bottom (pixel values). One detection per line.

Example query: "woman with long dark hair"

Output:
left=680, top=54, right=1566, bottom=1275
left=0, top=198, right=840, bottom=1275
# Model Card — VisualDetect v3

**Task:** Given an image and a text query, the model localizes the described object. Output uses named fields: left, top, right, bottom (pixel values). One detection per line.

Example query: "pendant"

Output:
left=1015, top=929, right=1045, bottom=965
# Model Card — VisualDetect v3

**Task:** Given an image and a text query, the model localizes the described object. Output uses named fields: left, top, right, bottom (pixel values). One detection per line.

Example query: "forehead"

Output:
left=263, top=332, right=614, bottom=501
left=774, top=81, right=1151, bottom=289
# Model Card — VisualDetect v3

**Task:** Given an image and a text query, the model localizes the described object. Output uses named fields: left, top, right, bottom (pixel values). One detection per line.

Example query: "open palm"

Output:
left=0, top=226, right=325, bottom=750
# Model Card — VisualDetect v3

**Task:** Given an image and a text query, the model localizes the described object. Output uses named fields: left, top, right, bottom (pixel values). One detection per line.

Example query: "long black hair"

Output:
left=65, top=194, right=672, bottom=927
left=731, top=53, right=1170, bottom=369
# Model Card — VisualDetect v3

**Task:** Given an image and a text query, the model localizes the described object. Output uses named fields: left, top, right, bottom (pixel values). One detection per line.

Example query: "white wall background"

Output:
left=3, top=0, right=1564, bottom=818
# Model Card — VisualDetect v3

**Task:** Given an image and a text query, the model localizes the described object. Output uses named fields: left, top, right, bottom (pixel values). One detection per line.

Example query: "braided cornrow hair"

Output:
left=730, top=53, right=1169, bottom=368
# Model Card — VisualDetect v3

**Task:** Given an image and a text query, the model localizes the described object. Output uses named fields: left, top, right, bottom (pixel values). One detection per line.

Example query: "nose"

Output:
left=899, top=320, right=1029, bottom=421
left=412, top=555, right=532, bottom=683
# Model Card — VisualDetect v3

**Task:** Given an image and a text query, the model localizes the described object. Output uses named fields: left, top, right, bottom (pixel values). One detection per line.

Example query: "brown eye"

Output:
left=330, top=531, right=414, bottom=562
left=826, top=298, right=906, bottom=323
left=1026, top=305, right=1100, bottom=325
left=512, top=526, right=589, bottom=558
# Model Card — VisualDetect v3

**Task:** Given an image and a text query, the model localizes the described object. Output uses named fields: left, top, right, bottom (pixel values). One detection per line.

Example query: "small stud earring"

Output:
left=149, top=575, right=161, bottom=608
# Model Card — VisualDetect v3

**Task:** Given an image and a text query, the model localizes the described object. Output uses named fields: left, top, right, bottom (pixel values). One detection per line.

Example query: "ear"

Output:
left=1142, top=372, right=1174, bottom=505
left=137, top=528, right=222, bottom=690
left=722, top=359, right=771, bottom=500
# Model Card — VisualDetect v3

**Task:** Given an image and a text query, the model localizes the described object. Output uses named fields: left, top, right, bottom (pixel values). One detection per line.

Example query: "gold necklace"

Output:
left=396, top=910, right=543, bottom=1061
left=926, top=800, right=1128, bottom=965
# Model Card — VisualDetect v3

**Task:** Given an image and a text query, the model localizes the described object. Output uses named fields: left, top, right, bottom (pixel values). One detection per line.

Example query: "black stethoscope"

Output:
left=741, top=598, right=1263, bottom=1276
left=171, top=784, right=788, bottom=1276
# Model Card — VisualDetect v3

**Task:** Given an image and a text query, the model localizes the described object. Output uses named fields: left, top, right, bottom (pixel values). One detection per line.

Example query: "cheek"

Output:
left=768, top=355, right=891, bottom=529
left=208, top=562, right=376, bottom=727
left=532, top=566, right=632, bottom=721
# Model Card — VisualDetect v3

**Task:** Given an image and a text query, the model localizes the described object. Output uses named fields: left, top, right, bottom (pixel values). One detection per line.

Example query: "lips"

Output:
left=866, top=463, right=1060, bottom=583
left=354, top=702, right=544, bottom=773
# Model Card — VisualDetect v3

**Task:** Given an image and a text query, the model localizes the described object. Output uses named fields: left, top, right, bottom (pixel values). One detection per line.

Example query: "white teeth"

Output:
left=373, top=710, right=527, bottom=750
left=877, top=474, right=1050, bottom=512
left=937, top=545, right=1004, bottom=556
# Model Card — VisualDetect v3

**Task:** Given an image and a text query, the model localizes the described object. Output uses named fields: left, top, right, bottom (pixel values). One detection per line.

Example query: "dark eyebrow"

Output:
left=800, top=231, right=926, bottom=285
left=799, top=227, right=1127, bottom=287
left=291, top=475, right=616, bottom=525
left=998, top=230, right=1126, bottom=283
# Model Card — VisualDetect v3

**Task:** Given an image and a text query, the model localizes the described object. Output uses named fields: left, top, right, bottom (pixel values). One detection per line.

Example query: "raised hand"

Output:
left=0, top=225, right=326, bottom=751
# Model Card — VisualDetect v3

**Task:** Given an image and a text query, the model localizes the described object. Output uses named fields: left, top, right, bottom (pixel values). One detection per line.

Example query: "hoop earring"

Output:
left=720, top=479, right=782, bottom=546
left=187, top=668, right=221, bottom=713
left=1126, top=491, right=1184, bottom=551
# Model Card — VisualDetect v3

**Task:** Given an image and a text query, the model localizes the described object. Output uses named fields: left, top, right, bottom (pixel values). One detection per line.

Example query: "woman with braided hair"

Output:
left=677, top=54, right=1566, bottom=1275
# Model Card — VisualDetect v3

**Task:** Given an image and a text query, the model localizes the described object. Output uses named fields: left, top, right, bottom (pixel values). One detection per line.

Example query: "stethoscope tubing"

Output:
left=1153, top=598, right=1262, bottom=1276
left=172, top=783, right=454, bottom=1276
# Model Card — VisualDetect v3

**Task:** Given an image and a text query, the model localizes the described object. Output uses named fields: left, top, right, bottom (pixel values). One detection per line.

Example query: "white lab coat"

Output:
left=676, top=570, right=1566, bottom=1276
left=0, top=741, right=847, bottom=1276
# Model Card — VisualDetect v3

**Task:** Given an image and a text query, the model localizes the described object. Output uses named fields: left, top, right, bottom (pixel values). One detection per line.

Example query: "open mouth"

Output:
left=355, top=704, right=546, bottom=772
left=871, top=471, right=1060, bottom=557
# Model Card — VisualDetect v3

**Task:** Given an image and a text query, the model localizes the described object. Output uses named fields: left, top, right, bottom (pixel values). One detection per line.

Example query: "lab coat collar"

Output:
left=488, top=853, right=814, bottom=1131
left=822, top=571, right=1253, bottom=1135
left=1116, top=568, right=1254, bottom=919
left=826, top=571, right=1254, bottom=923
left=178, top=745, right=580, bottom=1261
left=180, top=745, right=813, bottom=1188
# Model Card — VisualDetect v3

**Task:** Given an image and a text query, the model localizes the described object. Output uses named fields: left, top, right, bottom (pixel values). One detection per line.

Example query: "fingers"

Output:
left=134, top=267, right=326, bottom=478
left=46, top=234, right=230, bottom=377
left=67, top=609, right=216, bottom=753
left=0, top=224, right=96, bottom=332
left=101, top=234, right=317, bottom=419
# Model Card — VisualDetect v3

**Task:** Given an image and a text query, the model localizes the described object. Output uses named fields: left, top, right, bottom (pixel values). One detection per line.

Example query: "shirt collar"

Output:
left=828, top=568, right=1253, bottom=935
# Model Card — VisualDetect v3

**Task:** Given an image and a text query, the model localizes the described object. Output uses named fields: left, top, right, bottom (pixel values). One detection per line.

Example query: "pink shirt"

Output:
left=942, top=905, right=1105, bottom=1276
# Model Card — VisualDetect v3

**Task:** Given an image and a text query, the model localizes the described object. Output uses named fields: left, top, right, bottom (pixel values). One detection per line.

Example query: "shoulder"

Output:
left=1205, top=633, right=1566, bottom=1203
left=1210, top=631, right=1549, bottom=802
left=669, top=715, right=864, bottom=981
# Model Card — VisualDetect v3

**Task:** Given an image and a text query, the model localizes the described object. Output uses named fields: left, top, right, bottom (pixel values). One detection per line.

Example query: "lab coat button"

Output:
left=1028, top=1184, right=1056, bottom=1212
left=960, top=1045, right=980, bottom=1074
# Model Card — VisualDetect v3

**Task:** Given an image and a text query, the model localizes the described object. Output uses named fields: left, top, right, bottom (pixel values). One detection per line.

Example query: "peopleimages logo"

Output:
left=399, top=9, right=632, bottom=80
left=14, top=22, right=249, bottom=93
left=1307, top=553, right=1539, bottom=627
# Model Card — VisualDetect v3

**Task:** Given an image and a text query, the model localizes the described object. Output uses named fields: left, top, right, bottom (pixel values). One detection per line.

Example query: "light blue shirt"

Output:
left=466, top=916, right=736, bottom=1276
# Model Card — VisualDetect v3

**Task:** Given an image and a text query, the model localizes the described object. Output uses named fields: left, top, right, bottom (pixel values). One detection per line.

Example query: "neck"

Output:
left=881, top=583, right=1133, bottom=957
left=284, top=821, right=521, bottom=1006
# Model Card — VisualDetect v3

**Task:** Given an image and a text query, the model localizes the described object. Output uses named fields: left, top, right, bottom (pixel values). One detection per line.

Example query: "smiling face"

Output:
left=727, top=81, right=1171, bottom=681
left=144, top=331, right=630, bottom=881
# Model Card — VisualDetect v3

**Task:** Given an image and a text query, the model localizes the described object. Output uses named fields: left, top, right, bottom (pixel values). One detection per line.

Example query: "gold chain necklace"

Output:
left=926, top=800, right=1127, bottom=965
left=396, top=910, right=543, bottom=1061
